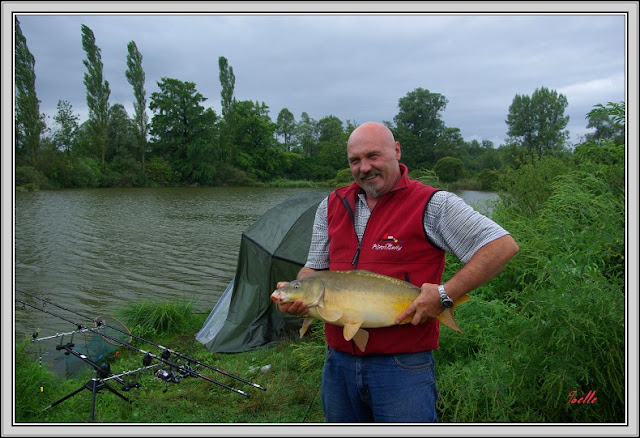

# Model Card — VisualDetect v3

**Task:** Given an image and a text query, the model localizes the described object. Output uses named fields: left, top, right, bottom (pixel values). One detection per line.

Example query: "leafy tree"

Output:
left=318, top=141, right=348, bottom=174
left=218, top=56, right=236, bottom=119
left=148, top=77, right=219, bottom=183
left=126, top=40, right=149, bottom=171
left=107, top=103, right=136, bottom=161
left=218, top=56, right=237, bottom=162
left=477, top=169, right=501, bottom=191
left=102, top=104, right=138, bottom=187
left=52, top=100, right=79, bottom=155
left=226, top=100, right=279, bottom=178
left=317, top=115, right=344, bottom=144
left=345, top=119, right=358, bottom=137
left=15, top=17, right=45, bottom=167
left=434, top=156, right=465, bottom=183
left=506, top=86, right=569, bottom=158
left=182, top=109, right=219, bottom=185
left=476, top=143, right=504, bottom=172
left=316, top=115, right=347, bottom=173
left=276, top=108, right=296, bottom=150
left=393, top=88, right=448, bottom=169
left=585, top=101, right=625, bottom=145
left=296, top=112, right=319, bottom=157
left=81, top=24, right=111, bottom=168
left=434, top=127, right=467, bottom=164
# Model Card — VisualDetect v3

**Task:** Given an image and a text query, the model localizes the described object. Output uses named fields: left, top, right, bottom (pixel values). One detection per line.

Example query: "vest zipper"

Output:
left=351, top=243, right=361, bottom=267
left=351, top=196, right=382, bottom=268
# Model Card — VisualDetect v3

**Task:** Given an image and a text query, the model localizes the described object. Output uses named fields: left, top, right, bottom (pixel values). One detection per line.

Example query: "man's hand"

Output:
left=274, top=267, right=318, bottom=316
left=274, top=281, right=309, bottom=316
left=394, top=283, right=442, bottom=325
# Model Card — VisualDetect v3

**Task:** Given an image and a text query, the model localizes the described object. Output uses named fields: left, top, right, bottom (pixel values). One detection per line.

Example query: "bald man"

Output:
left=277, top=121, right=518, bottom=422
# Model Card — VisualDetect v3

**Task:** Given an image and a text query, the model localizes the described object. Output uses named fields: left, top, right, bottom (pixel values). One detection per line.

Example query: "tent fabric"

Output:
left=196, top=190, right=329, bottom=353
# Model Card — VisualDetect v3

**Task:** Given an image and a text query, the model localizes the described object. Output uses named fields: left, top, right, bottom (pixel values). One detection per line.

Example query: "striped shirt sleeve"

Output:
left=304, top=196, right=330, bottom=270
left=424, top=191, right=509, bottom=263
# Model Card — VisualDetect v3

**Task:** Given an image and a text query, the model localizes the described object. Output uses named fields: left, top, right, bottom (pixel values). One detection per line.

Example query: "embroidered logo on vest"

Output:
left=371, top=233, right=404, bottom=251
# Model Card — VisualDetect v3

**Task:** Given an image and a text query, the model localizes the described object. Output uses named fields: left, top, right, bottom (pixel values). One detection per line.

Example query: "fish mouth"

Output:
left=270, top=291, right=282, bottom=302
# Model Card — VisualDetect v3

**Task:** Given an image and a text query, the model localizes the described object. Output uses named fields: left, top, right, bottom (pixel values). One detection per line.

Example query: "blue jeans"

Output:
left=321, top=347, right=439, bottom=422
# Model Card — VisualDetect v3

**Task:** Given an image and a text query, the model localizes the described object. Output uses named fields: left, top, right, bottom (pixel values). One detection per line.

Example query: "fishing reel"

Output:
left=155, top=369, right=180, bottom=383
left=155, top=369, right=180, bottom=392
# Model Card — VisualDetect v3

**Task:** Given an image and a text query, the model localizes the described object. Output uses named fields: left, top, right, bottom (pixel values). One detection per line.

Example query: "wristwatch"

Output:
left=438, top=284, right=454, bottom=309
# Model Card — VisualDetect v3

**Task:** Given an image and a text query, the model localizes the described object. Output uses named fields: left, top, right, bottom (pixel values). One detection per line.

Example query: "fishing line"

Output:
left=93, top=314, right=132, bottom=346
left=17, top=288, right=266, bottom=392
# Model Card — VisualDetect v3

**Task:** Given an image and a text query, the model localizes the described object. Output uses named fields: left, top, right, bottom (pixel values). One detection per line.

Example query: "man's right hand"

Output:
left=273, top=282, right=309, bottom=316
left=273, top=266, right=318, bottom=317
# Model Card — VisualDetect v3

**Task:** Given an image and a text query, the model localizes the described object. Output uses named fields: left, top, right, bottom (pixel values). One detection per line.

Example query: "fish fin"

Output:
left=299, top=316, right=314, bottom=338
left=437, top=308, right=462, bottom=332
left=352, top=329, right=369, bottom=353
left=342, top=321, right=364, bottom=341
left=317, top=306, right=342, bottom=322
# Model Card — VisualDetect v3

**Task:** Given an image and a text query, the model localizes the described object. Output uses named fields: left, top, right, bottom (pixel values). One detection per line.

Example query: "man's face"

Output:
left=347, top=128, right=401, bottom=200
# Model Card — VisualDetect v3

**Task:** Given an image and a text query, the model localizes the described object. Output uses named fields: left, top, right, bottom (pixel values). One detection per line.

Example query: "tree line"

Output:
left=15, top=19, right=625, bottom=190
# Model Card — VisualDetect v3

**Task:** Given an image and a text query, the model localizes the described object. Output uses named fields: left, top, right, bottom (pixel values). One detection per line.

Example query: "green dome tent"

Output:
left=196, top=190, right=329, bottom=353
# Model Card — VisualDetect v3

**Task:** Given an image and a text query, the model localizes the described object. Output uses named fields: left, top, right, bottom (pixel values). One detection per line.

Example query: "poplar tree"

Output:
left=15, top=17, right=44, bottom=166
left=126, top=40, right=148, bottom=171
left=81, top=24, right=111, bottom=168
left=218, top=56, right=236, bottom=119
left=218, top=56, right=236, bottom=161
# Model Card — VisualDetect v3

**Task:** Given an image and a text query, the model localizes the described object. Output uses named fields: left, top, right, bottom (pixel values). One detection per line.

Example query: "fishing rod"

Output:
left=31, top=327, right=94, bottom=342
left=16, top=289, right=266, bottom=392
left=16, top=297, right=253, bottom=398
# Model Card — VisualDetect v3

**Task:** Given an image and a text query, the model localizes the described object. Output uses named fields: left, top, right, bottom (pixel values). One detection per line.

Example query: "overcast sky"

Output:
left=11, top=4, right=630, bottom=148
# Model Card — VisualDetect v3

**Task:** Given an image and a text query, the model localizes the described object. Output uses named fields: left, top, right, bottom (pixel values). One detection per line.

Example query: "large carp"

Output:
left=270, top=269, right=468, bottom=353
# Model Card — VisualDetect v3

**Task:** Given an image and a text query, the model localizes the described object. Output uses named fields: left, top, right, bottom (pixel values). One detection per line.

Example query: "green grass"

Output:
left=15, top=320, right=326, bottom=424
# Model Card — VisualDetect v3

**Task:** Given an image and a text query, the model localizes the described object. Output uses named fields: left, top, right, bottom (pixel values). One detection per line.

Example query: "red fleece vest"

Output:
left=325, top=164, right=446, bottom=355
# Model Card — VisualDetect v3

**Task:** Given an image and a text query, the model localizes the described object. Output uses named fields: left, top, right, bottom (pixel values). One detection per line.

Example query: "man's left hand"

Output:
left=395, top=283, right=442, bottom=326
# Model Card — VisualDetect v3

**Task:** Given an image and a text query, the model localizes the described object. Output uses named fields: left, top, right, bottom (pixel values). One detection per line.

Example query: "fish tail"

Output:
left=437, top=294, right=470, bottom=332
left=437, top=308, right=462, bottom=332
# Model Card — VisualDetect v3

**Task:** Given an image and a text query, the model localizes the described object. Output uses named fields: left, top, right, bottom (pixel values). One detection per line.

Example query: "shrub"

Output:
left=145, top=156, right=176, bottom=186
left=434, top=156, right=465, bottom=183
left=15, top=166, right=50, bottom=190
left=327, top=168, right=353, bottom=187
left=498, top=155, right=572, bottom=215
left=476, top=169, right=501, bottom=191
left=436, top=154, right=625, bottom=422
left=411, top=167, right=441, bottom=187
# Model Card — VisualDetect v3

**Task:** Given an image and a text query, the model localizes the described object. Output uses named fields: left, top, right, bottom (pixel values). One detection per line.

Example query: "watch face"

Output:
left=441, top=299, right=454, bottom=309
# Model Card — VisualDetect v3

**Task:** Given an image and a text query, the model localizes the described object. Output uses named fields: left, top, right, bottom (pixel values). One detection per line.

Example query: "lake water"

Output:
left=13, top=186, right=497, bottom=372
